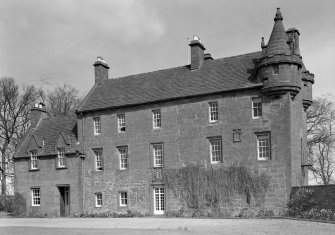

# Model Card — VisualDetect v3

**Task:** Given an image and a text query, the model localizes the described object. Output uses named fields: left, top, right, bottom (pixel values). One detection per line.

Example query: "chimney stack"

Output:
left=30, top=102, right=48, bottom=128
left=93, top=57, right=109, bottom=84
left=286, top=28, right=300, bottom=55
left=189, top=36, right=206, bottom=70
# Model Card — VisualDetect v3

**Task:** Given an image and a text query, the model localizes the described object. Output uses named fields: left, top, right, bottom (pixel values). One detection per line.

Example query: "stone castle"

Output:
left=14, top=8, right=314, bottom=217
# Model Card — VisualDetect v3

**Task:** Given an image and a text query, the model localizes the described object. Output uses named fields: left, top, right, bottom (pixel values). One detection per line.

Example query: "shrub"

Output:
left=0, top=194, right=14, bottom=212
left=165, top=165, right=270, bottom=213
left=74, top=208, right=149, bottom=218
left=288, top=187, right=316, bottom=216
left=11, top=193, right=27, bottom=216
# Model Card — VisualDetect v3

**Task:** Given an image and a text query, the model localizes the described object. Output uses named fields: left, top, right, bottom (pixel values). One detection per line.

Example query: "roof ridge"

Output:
left=109, top=51, right=262, bottom=81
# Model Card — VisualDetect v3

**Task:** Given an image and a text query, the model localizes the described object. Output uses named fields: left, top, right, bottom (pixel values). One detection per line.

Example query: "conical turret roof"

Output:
left=265, top=8, right=291, bottom=56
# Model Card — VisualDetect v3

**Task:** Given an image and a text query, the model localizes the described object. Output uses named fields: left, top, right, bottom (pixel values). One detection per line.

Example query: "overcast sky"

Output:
left=1, top=0, right=334, bottom=97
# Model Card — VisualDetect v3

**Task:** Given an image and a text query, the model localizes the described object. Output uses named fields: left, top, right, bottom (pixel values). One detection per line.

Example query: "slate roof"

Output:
left=15, top=115, right=78, bottom=158
left=77, top=51, right=263, bottom=113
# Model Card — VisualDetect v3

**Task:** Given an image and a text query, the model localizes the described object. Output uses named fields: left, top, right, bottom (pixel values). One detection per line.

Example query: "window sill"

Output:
left=31, top=205, right=40, bottom=207
left=95, top=170, right=104, bottom=173
left=95, top=205, right=102, bottom=208
left=252, top=116, right=262, bottom=119
left=210, top=162, right=222, bottom=165
left=257, top=159, right=270, bottom=162
left=56, top=166, right=67, bottom=170
left=29, top=168, right=39, bottom=172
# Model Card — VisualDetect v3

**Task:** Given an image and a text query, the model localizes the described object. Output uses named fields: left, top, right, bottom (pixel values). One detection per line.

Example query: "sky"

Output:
left=1, top=0, right=334, bottom=97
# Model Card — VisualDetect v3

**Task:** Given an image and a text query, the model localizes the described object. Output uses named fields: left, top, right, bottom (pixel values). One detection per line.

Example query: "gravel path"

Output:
left=1, top=218, right=335, bottom=235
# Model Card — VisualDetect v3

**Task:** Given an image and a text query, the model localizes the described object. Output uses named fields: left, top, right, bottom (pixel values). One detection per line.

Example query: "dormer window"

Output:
left=273, top=64, right=279, bottom=75
left=57, top=148, right=66, bottom=168
left=118, top=114, right=126, bottom=132
left=93, top=117, right=101, bottom=135
left=30, top=150, right=38, bottom=170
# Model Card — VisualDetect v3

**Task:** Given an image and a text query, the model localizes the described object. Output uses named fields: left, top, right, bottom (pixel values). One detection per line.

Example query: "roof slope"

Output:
left=77, top=51, right=263, bottom=112
left=15, top=115, right=78, bottom=158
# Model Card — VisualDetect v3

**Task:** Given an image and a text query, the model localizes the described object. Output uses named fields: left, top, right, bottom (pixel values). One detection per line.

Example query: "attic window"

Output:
left=30, top=150, right=38, bottom=170
left=273, top=65, right=279, bottom=75
left=57, top=148, right=66, bottom=168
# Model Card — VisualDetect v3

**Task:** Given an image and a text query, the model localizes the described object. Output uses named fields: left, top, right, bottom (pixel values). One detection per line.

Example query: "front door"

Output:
left=153, top=187, right=165, bottom=215
left=59, top=186, right=70, bottom=217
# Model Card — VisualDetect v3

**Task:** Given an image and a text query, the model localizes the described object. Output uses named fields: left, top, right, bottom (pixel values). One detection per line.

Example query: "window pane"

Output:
left=57, top=148, right=66, bottom=167
left=32, top=188, right=40, bottom=206
left=93, top=117, right=101, bottom=135
left=118, top=114, right=126, bottom=132
left=252, top=98, right=262, bottom=118
left=209, top=102, right=218, bottom=122
left=119, top=147, right=128, bottom=170
left=210, top=138, right=221, bottom=163
left=153, top=110, right=161, bottom=128
left=257, top=133, right=270, bottom=160
left=153, top=144, right=163, bottom=167
left=94, top=149, right=103, bottom=171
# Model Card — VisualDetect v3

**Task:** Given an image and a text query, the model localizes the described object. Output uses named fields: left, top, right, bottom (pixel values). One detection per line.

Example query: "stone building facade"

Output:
left=14, top=8, right=314, bottom=217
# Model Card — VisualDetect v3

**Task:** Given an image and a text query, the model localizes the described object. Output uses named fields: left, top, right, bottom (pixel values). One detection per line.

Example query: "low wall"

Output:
left=291, top=185, right=335, bottom=210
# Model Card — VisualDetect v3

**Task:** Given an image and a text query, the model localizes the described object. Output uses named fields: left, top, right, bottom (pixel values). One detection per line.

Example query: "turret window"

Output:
left=273, top=65, right=279, bottom=75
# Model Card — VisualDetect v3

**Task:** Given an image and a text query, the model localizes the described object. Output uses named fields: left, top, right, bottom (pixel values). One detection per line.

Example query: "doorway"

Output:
left=58, top=186, right=70, bottom=217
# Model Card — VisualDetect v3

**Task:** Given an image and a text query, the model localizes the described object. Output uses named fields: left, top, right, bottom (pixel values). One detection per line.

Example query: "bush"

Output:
left=165, top=165, right=270, bottom=213
left=11, top=193, right=26, bottom=216
left=0, top=194, right=14, bottom=212
left=288, top=187, right=316, bottom=216
left=74, top=208, right=149, bottom=218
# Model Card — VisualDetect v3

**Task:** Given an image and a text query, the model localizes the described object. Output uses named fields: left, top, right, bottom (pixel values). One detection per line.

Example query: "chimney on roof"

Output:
left=189, top=36, right=206, bottom=70
left=204, top=53, right=213, bottom=61
left=286, top=28, right=300, bottom=55
left=93, top=56, right=109, bottom=85
left=30, top=102, right=48, bottom=128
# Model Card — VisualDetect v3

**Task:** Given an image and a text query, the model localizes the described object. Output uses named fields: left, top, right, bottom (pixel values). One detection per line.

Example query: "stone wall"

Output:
left=80, top=88, right=302, bottom=215
left=14, top=154, right=82, bottom=217
left=291, top=185, right=335, bottom=210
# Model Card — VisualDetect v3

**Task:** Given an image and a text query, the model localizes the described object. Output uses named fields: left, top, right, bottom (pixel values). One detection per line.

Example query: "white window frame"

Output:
left=209, top=102, right=218, bottom=123
left=153, top=144, right=163, bottom=168
left=153, top=187, right=165, bottom=215
left=153, top=109, right=161, bottom=129
left=94, top=149, right=103, bottom=171
left=257, top=133, right=271, bottom=161
left=57, top=148, right=66, bottom=168
left=117, top=114, right=126, bottom=132
left=93, top=117, right=101, bottom=135
left=209, top=138, right=222, bottom=164
left=118, top=146, right=128, bottom=170
left=119, top=191, right=128, bottom=207
left=252, top=98, right=262, bottom=119
left=95, top=193, right=102, bottom=207
left=30, top=150, right=38, bottom=170
left=31, top=188, right=40, bottom=206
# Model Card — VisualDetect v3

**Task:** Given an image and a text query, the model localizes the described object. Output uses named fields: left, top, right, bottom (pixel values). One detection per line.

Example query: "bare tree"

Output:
left=45, top=83, right=82, bottom=117
left=307, top=96, right=335, bottom=184
left=0, top=77, right=41, bottom=195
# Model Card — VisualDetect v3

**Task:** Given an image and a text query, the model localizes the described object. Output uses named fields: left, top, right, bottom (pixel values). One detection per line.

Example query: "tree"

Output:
left=44, top=83, right=82, bottom=117
left=0, top=77, right=42, bottom=195
left=307, top=96, right=335, bottom=185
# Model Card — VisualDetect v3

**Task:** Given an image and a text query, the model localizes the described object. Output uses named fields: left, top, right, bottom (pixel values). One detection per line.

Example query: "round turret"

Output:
left=301, top=65, right=314, bottom=111
left=256, top=8, right=303, bottom=98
